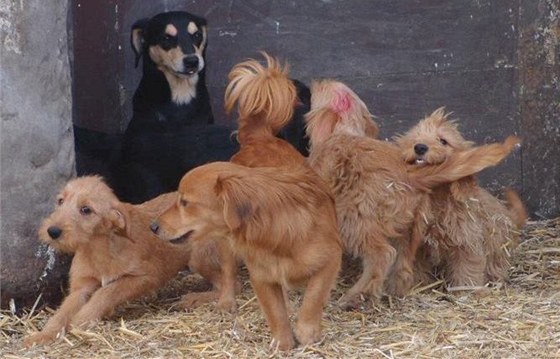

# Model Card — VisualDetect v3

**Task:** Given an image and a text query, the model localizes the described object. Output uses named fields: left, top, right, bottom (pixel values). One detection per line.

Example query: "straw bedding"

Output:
left=2, top=218, right=559, bottom=358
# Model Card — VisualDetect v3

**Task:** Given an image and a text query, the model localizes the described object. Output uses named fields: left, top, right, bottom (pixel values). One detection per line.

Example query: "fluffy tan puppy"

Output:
left=395, top=108, right=527, bottom=287
left=24, top=176, right=226, bottom=347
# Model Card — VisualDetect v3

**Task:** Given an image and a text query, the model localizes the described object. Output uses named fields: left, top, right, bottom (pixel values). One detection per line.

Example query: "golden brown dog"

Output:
left=224, top=53, right=341, bottom=349
left=395, top=108, right=527, bottom=287
left=305, top=80, right=520, bottom=305
left=152, top=162, right=342, bottom=351
left=151, top=54, right=341, bottom=351
left=23, top=176, right=228, bottom=347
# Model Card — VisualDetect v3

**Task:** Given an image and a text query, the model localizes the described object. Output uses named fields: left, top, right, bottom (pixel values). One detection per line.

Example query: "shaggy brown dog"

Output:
left=153, top=54, right=342, bottom=351
left=23, top=176, right=228, bottom=347
left=153, top=163, right=341, bottom=351
left=395, top=108, right=527, bottom=287
left=305, top=80, right=520, bottom=305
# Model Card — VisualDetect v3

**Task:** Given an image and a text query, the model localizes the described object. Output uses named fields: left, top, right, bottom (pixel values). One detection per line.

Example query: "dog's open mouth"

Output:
left=408, top=157, right=426, bottom=166
left=169, top=230, right=194, bottom=244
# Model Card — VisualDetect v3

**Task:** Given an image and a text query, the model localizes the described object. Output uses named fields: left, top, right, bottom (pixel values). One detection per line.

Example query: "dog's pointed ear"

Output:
left=131, top=18, right=149, bottom=68
left=215, top=175, right=254, bottom=231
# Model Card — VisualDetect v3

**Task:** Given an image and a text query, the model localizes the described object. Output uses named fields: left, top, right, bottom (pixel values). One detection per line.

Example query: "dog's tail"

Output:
left=225, top=52, right=296, bottom=134
left=305, top=80, right=379, bottom=146
left=504, top=189, right=528, bottom=228
left=409, top=136, right=521, bottom=191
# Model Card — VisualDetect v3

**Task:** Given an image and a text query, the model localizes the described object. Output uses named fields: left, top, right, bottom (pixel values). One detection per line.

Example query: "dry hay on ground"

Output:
left=1, top=218, right=559, bottom=358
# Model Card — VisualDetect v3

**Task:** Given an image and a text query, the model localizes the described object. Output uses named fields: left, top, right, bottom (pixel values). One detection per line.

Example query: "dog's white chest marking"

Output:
left=163, top=72, right=198, bottom=105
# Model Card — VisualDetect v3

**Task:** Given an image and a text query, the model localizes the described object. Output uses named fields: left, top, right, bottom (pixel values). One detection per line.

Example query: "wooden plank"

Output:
left=70, top=0, right=559, bottom=217
left=518, top=0, right=560, bottom=218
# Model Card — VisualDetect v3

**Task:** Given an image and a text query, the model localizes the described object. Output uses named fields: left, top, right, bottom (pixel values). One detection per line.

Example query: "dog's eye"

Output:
left=180, top=199, right=188, bottom=207
left=80, top=206, right=92, bottom=215
left=193, top=31, right=202, bottom=41
left=439, top=138, right=448, bottom=145
left=160, top=34, right=176, bottom=49
left=57, top=198, right=64, bottom=206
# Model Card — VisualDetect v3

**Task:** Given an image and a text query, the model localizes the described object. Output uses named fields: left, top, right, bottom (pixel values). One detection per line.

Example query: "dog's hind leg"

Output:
left=445, top=244, right=486, bottom=288
left=23, top=279, right=98, bottom=347
left=387, top=214, right=429, bottom=297
left=339, top=239, right=396, bottom=308
left=69, top=275, right=160, bottom=328
left=295, top=257, right=340, bottom=346
left=250, top=279, right=295, bottom=351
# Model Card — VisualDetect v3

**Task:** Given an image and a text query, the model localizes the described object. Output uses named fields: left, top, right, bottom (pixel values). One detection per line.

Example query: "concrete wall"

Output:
left=0, top=0, right=74, bottom=309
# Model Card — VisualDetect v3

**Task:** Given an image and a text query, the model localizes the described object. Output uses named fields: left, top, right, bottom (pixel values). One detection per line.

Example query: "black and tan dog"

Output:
left=116, top=11, right=238, bottom=204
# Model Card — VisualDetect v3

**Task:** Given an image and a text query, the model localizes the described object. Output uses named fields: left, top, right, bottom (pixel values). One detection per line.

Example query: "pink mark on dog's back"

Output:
left=333, top=91, right=352, bottom=113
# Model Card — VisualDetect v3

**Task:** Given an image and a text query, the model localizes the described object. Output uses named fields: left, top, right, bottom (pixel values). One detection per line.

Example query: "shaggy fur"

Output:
left=156, top=53, right=341, bottom=351
left=23, top=177, right=227, bottom=347
left=153, top=162, right=341, bottom=351
left=395, top=108, right=527, bottom=287
left=305, top=80, right=521, bottom=305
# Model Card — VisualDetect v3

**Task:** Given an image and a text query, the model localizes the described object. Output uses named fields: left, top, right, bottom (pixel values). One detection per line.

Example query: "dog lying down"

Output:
left=24, top=176, right=231, bottom=347
left=152, top=161, right=342, bottom=351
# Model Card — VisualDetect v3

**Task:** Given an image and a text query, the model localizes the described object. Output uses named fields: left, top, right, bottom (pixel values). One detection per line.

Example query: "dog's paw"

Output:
left=216, top=296, right=238, bottom=314
left=23, top=331, right=57, bottom=347
left=338, top=293, right=365, bottom=311
left=386, top=268, right=414, bottom=297
left=294, top=322, right=321, bottom=346
left=176, top=292, right=215, bottom=310
left=270, top=333, right=296, bottom=351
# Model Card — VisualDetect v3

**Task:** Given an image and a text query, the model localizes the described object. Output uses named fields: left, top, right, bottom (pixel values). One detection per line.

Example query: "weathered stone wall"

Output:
left=518, top=0, right=560, bottom=219
left=0, top=0, right=74, bottom=309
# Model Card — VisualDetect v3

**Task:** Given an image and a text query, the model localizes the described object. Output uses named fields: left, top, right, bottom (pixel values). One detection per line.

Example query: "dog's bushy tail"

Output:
left=305, top=80, right=379, bottom=146
left=225, top=52, right=296, bottom=134
left=504, top=189, right=527, bottom=228
left=410, top=136, right=521, bottom=191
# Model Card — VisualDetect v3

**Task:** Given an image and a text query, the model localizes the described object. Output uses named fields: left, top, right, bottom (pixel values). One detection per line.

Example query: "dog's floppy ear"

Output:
left=215, top=175, right=254, bottom=231
left=131, top=18, right=149, bottom=68
left=107, top=203, right=133, bottom=240
left=305, top=108, right=339, bottom=146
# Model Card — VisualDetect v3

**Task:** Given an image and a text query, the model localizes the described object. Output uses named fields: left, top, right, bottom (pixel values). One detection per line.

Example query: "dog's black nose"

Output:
left=150, top=222, right=159, bottom=235
left=47, top=226, right=62, bottom=240
left=414, top=144, right=429, bottom=155
left=182, top=55, right=199, bottom=71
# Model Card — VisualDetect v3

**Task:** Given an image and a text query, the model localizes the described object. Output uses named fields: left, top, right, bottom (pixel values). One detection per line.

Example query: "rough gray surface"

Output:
left=0, top=0, right=74, bottom=309
left=518, top=0, right=560, bottom=219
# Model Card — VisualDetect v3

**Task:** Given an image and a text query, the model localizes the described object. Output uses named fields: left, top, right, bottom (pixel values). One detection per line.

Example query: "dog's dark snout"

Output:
left=183, top=56, right=199, bottom=70
left=150, top=222, right=160, bottom=235
left=414, top=144, right=429, bottom=155
left=47, top=226, right=62, bottom=240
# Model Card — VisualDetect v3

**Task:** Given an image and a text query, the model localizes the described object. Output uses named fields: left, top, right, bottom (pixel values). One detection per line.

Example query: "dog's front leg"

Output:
left=23, top=279, right=98, bottom=347
left=216, top=239, right=238, bottom=313
left=69, top=275, right=157, bottom=329
left=250, top=278, right=295, bottom=351
left=295, top=259, right=339, bottom=346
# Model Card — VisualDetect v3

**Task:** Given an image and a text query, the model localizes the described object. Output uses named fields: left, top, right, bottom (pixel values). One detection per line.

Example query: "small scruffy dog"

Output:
left=395, top=108, right=527, bottom=287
